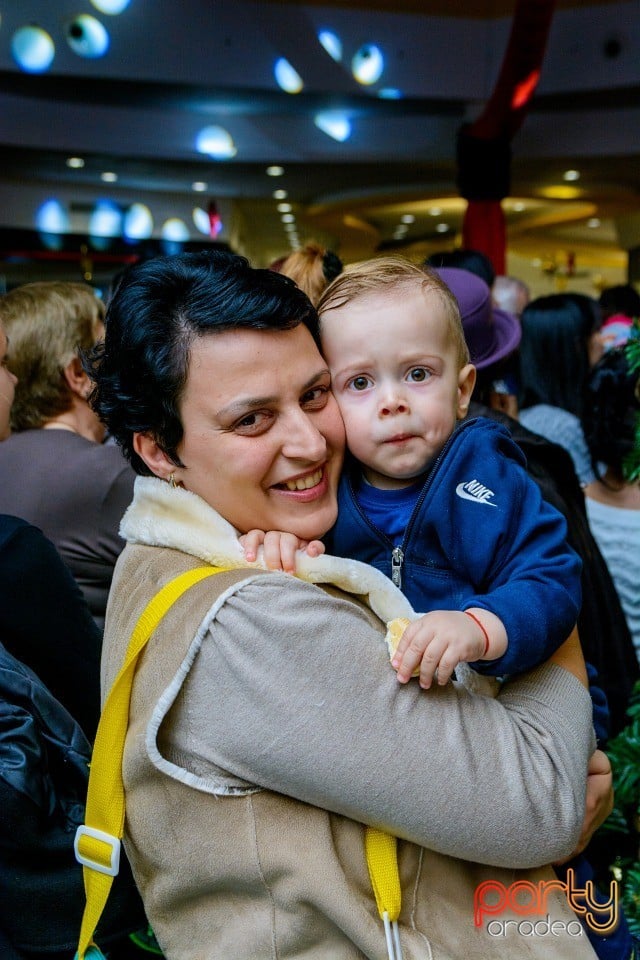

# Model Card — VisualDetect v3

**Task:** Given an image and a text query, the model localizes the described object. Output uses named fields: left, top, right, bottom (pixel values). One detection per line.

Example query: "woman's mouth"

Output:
left=279, top=467, right=324, bottom=491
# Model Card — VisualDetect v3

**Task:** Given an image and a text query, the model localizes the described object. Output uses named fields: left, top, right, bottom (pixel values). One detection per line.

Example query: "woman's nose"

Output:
left=282, top=410, right=327, bottom=461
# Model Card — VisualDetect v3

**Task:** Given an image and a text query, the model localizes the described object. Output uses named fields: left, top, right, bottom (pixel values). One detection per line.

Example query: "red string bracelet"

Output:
left=464, top=610, right=490, bottom=657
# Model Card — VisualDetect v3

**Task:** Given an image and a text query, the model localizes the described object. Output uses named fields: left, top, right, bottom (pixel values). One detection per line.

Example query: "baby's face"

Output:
left=321, top=285, right=475, bottom=489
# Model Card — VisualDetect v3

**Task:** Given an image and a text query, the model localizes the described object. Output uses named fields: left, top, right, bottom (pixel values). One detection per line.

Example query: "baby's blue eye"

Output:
left=351, top=376, right=370, bottom=391
left=408, top=367, right=429, bottom=382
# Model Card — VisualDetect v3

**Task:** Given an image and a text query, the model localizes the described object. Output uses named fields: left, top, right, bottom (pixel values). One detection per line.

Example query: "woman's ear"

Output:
left=133, top=432, right=176, bottom=481
left=63, top=356, right=91, bottom=399
left=457, top=363, right=476, bottom=419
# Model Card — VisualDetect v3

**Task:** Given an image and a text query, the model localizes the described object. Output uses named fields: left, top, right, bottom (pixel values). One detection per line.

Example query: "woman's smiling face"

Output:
left=165, top=323, right=345, bottom=539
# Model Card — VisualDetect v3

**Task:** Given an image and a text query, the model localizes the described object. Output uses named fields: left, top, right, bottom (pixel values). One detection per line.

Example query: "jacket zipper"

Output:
left=348, top=419, right=477, bottom=592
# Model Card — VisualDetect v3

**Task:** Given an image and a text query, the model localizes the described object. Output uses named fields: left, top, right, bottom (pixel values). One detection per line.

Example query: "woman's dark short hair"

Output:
left=85, top=250, right=320, bottom=474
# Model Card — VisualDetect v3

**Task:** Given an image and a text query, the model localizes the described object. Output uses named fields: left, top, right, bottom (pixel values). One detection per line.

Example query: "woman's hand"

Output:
left=554, top=749, right=613, bottom=864
left=240, top=529, right=325, bottom=572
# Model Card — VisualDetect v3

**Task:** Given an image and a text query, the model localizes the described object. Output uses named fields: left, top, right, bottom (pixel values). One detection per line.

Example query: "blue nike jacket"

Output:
left=328, top=416, right=583, bottom=677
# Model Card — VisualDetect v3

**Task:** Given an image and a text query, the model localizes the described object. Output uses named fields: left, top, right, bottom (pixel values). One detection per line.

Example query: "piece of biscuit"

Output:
left=385, top=617, right=420, bottom=677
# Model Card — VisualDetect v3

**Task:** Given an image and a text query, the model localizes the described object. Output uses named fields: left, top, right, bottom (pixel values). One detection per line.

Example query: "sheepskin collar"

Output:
left=120, top=476, right=414, bottom=624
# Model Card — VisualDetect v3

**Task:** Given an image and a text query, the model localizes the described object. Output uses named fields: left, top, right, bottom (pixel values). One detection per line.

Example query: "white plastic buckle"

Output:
left=74, top=825, right=121, bottom=877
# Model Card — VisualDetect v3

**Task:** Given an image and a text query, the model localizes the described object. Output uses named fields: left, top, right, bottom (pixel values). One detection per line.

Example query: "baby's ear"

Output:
left=457, top=363, right=476, bottom=418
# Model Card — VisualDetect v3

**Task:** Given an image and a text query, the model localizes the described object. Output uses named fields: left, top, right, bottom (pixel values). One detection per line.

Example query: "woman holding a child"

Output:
left=82, top=250, right=599, bottom=960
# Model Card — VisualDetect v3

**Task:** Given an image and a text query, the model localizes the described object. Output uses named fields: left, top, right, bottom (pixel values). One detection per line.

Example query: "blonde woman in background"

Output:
left=0, top=281, right=135, bottom=628
left=276, top=240, right=342, bottom=306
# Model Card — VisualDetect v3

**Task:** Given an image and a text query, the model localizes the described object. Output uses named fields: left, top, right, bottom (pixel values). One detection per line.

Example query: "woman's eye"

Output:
left=234, top=410, right=271, bottom=433
left=301, top=385, right=329, bottom=408
left=349, top=375, right=371, bottom=391
left=407, top=367, right=430, bottom=382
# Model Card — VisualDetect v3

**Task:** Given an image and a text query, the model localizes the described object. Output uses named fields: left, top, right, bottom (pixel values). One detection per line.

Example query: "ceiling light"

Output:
left=587, top=218, right=601, bottom=228
left=267, top=165, right=284, bottom=177
left=512, top=201, right=526, bottom=212
left=281, top=213, right=295, bottom=223
left=101, top=171, right=118, bottom=182
left=66, top=15, right=109, bottom=58
left=563, top=169, right=580, bottom=181
left=401, top=214, right=415, bottom=224
left=123, top=203, right=153, bottom=240
left=161, top=218, right=190, bottom=242
left=435, top=223, right=449, bottom=233
left=318, top=30, right=342, bottom=62
left=35, top=198, right=69, bottom=235
left=66, top=157, right=85, bottom=169
left=196, top=126, right=237, bottom=159
left=314, top=111, right=351, bottom=142
left=429, top=206, right=442, bottom=216
left=540, top=185, right=581, bottom=200
left=89, top=200, right=122, bottom=238
left=192, top=181, right=207, bottom=192
left=284, top=223, right=296, bottom=232
left=193, top=207, right=211, bottom=235
left=90, top=0, right=131, bottom=12
left=273, top=189, right=288, bottom=200
left=12, top=25, right=55, bottom=73
left=277, top=202, right=292, bottom=213
left=352, top=44, right=384, bottom=85
left=274, top=57, right=304, bottom=94
left=193, top=206, right=224, bottom=237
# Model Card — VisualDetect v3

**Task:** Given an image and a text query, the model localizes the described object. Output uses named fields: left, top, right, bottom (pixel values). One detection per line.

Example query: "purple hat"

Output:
left=435, top=267, right=521, bottom=370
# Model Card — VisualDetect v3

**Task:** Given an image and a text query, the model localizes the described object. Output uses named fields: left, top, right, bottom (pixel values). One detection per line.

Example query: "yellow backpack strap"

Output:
left=75, top=565, right=228, bottom=960
left=365, top=826, right=404, bottom=960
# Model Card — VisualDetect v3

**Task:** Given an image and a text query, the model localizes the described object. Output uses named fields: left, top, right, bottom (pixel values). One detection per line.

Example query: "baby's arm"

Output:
left=240, top=529, right=325, bottom=572
left=391, top=608, right=508, bottom=688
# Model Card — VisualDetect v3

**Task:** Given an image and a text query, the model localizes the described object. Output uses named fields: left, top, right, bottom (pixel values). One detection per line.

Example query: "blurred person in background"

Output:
left=583, top=346, right=640, bottom=658
left=0, top=281, right=135, bottom=629
left=598, top=284, right=640, bottom=353
left=275, top=241, right=343, bottom=306
left=518, top=292, right=603, bottom=486
left=492, top=274, right=530, bottom=318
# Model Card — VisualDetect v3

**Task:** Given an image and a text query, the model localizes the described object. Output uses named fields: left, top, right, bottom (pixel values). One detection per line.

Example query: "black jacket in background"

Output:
left=0, top=641, right=145, bottom=956
left=0, top=515, right=101, bottom=742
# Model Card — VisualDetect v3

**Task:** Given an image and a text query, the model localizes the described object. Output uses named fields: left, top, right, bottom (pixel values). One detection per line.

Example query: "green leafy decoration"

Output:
left=623, top=317, right=640, bottom=483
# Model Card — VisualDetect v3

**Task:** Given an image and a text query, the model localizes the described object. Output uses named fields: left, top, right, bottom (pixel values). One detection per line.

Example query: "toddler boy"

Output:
left=316, top=258, right=581, bottom=687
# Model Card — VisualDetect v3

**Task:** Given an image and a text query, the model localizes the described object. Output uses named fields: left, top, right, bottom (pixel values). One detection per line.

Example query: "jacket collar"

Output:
left=120, top=476, right=414, bottom=624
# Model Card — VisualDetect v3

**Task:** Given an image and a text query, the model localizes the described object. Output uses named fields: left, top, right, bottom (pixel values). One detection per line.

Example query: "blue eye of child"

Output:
left=408, top=368, right=428, bottom=382
left=352, top=376, right=369, bottom=391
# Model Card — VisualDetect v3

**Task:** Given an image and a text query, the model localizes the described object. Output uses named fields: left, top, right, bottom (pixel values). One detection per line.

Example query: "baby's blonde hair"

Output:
left=317, top=256, right=470, bottom=369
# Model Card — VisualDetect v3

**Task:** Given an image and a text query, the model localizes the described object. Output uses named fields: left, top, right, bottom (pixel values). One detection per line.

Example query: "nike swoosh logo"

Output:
left=455, top=482, right=498, bottom=506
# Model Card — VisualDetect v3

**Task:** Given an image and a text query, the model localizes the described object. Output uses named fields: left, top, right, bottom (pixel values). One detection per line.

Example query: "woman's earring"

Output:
left=168, top=472, right=177, bottom=488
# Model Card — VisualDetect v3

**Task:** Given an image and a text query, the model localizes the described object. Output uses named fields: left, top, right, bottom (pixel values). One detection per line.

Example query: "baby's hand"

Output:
left=240, top=529, right=324, bottom=572
left=390, top=609, right=506, bottom=689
